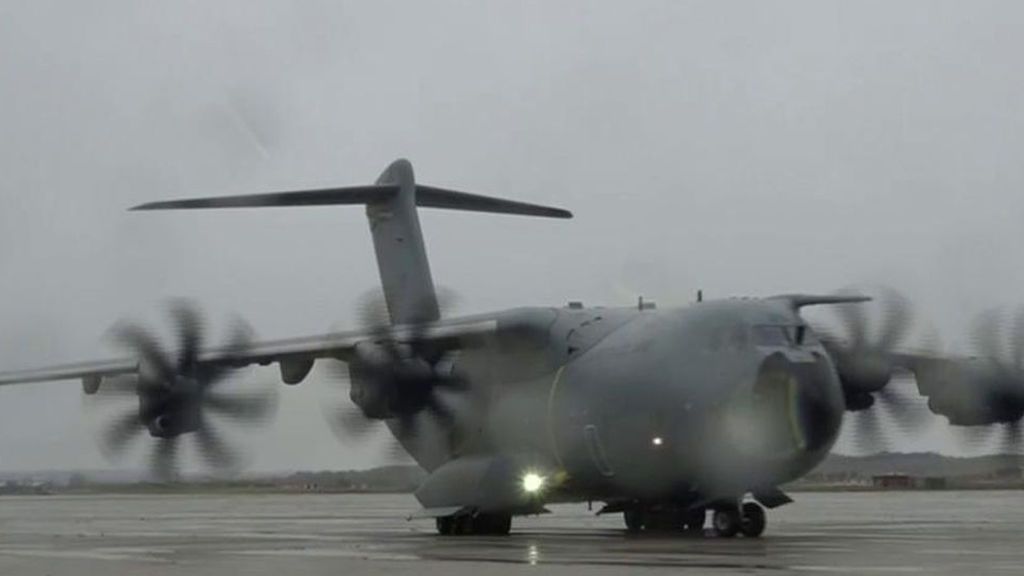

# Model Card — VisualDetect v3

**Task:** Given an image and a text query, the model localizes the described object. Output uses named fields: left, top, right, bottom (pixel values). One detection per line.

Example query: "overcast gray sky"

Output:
left=2, top=0, right=1024, bottom=474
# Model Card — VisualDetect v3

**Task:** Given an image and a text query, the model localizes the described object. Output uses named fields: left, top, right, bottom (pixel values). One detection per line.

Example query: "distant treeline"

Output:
left=4, top=453, right=1021, bottom=495
left=811, top=452, right=1023, bottom=479
left=280, top=465, right=426, bottom=492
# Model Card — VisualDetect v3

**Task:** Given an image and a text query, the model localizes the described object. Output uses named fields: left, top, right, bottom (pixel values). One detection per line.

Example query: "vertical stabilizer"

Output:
left=368, top=159, right=440, bottom=324
left=130, top=157, right=573, bottom=328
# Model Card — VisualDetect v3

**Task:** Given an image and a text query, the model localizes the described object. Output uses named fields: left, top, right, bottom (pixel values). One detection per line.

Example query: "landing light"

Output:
left=522, top=472, right=546, bottom=494
left=652, top=436, right=664, bottom=447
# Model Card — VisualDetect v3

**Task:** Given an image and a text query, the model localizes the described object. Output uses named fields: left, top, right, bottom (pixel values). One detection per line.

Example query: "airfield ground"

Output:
left=0, top=491, right=1019, bottom=575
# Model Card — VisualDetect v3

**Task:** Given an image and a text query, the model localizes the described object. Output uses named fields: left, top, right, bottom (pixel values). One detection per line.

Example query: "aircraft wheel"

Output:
left=740, top=502, right=766, bottom=538
left=435, top=516, right=456, bottom=536
left=448, top=515, right=475, bottom=535
left=684, top=508, right=706, bottom=535
left=476, top=513, right=513, bottom=535
left=623, top=508, right=645, bottom=533
left=645, top=511, right=675, bottom=532
left=712, top=508, right=741, bottom=538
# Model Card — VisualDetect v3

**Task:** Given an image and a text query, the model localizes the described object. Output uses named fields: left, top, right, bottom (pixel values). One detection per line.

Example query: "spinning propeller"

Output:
left=94, top=301, right=276, bottom=479
left=817, top=288, right=928, bottom=453
left=955, top=308, right=1024, bottom=454
left=324, top=289, right=468, bottom=455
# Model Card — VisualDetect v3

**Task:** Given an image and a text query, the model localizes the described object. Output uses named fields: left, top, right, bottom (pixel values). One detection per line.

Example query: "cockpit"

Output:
left=750, top=324, right=817, bottom=348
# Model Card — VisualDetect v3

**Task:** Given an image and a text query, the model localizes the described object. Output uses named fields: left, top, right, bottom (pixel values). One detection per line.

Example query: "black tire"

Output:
left=645, top=511, right=675, bottom=532
left=740, top=502, right=766, bottom=538
left=435, top=516, right=455, bottom=536
left=684, top=509, right=706, bottom=535
left=453, top=515, right=475, bottom=535
left=624, top=508, right=645, bottom=533
left=712, top=508, right=740, bottom=538
left=476, top=513, right=513, bottom=535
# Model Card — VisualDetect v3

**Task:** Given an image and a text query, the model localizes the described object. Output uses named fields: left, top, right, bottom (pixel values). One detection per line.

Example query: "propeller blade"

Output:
left=357, top=290, right=392, bottom=334
left=433, top=377, right=468, bottom=394
left=195, top=416, right=239, bottom=472
left=385, top=435, right=413, bottom=463
left=849, top=408, right=887, bottom=455
left=109, top=322, right=175, bottom=383
left=394, top=413, right=419, bottom=444
left=954, top=424, right=994, bottom=451
left=323, top=286, right=468, bottom=466
left=169, top=300, right=204, bottom=372
left=101, top=408, right=143, bottom=457
left=972, top=309, right=1005, bottom=367
left=150, top=436, right=180, bottom=481
left=1012, top=308, right=1024, bottom=370
left=875, top=378, right=930, bottom=434
left=204, top=392, right=276, bottom=425
left=326, top=406, right=378, bottom=441
left=999, top=421, right=1023, bottom=455
left=223, top=317, right=255, bottom=354
left=425, top=393, right=455, bottom=428
left=875, top=289, right=911, bottom=350
left=822, top=287, right=927, bottom=453
left=201, top=318, right=255, bottom=385
left=834, top=296, right=869, bottom=347
left=101, top=302, right=270, bottom=478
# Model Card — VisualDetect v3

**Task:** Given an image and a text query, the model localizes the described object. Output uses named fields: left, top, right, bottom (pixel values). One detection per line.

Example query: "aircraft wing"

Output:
left=0, top=317, right=499, bottom=389
left=893, top=352, right=1004, bottom=426
left=0, top=359, right=139, bottom=386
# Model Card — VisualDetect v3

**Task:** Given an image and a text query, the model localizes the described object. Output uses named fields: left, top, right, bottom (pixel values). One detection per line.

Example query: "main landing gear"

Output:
left=622, top=506, right=707, bottom=535
left=622, top=501, right=767, bottom=538
left=436, top=512, right=513, bottom=536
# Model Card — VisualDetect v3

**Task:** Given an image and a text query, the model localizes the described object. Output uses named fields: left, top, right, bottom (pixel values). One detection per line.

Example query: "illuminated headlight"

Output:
left=521, top=472, right=546, bottom=494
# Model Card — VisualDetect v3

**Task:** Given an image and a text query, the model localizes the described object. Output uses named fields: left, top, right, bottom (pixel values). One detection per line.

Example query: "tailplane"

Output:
left=132, top=159, right=572, bottom=324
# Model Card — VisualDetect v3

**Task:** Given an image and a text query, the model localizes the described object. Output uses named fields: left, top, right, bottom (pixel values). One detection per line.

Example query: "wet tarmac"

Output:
left=0, top=491, right=1020, bottom=575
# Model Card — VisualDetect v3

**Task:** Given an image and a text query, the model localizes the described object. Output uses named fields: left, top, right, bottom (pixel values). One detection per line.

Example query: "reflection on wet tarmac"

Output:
left=0, top=492, right=1021, bottom=575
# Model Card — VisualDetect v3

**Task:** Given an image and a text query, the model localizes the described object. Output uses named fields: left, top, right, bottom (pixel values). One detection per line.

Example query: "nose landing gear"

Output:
left=739, top=502, right=766, bottom=537
left=711, top=501, right=766, bottom=538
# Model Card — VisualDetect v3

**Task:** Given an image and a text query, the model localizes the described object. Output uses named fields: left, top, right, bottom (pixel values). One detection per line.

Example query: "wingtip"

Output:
left=129, top=201, right=170, bottom=211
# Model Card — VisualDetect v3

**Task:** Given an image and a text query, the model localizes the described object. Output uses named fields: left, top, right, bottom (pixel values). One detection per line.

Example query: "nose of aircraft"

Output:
left=724, top=352, right=844, bottom=459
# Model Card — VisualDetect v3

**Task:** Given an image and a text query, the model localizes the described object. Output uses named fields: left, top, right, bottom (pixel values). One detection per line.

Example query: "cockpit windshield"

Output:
left=752, top=324, right=816, bottom=347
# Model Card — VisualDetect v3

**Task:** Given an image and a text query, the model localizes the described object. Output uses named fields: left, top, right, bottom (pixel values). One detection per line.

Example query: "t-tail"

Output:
left=132, top=159, right=572, bottom=324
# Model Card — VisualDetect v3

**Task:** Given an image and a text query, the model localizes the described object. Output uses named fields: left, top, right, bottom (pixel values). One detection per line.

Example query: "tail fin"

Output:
left=369, top=159, right=437, bottom=324
left=132, top=159, right=572, bottom=324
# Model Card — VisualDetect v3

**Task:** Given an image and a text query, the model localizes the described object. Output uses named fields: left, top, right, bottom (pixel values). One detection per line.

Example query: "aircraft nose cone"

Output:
left=726, top=353, right=843, bottom=457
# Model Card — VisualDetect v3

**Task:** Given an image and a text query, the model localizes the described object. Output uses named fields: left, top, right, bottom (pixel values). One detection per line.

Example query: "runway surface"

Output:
left=0, top=491, right=1020, bottom=575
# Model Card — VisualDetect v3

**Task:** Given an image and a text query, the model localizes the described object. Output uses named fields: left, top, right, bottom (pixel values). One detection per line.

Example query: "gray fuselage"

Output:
left=393, top=297, right=846, bottom=506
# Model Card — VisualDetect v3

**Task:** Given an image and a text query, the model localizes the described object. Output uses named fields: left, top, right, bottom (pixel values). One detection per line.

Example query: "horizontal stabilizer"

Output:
left=416, top=185, right=571, bottom=218
left=132, top=185, right=395, bottom=211
left=132, top=184, right=572, bottom=218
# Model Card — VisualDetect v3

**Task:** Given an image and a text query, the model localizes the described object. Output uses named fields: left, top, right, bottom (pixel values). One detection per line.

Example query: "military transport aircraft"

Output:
left=1, top=159, right=1022, bottom=538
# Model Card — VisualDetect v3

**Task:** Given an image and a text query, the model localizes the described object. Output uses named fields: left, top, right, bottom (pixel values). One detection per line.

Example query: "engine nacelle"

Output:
left=919, top=360, right=1024, bottom=426
left=279, top=358, right=315, bottom=385
left=833, top=351, right=893, bottom=394
left=348, top=341, right=447, bottom=420
left=137, top=376, right=202, bottom=438
left=82, top=376, right=101, bottom=395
